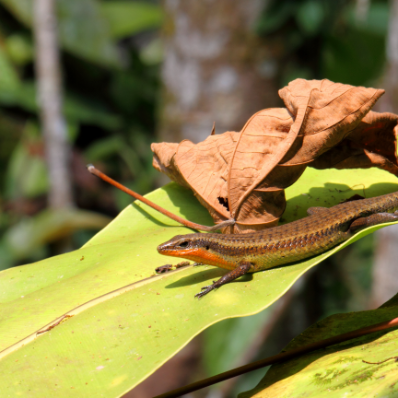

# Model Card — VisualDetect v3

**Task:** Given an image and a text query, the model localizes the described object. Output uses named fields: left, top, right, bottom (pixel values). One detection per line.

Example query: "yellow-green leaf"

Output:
left=0, top=167, right=397, bottom=397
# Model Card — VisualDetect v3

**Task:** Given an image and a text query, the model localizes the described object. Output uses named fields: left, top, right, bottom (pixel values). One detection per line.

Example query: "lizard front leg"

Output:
left=155, top=262, right=204, bottom=273
left=195, top=261, right=252, bottom=298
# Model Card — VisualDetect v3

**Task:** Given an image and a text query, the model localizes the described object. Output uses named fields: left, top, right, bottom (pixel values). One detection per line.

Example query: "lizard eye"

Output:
left=178, top=241, right=189, bottom=248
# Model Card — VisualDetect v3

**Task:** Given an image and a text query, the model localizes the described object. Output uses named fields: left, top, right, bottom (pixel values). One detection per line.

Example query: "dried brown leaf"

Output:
left=152, top=132, right=240, bottom=224
left=311, top=111, right=398, bottom=174
left=151, top=142, right=188, bottom=188
left=225, top=80, right=389, bottom=232
left=152, top=79, right=398, bottom=234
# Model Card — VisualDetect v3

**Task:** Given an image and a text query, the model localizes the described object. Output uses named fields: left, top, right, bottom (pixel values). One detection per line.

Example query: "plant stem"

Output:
left=87, top=165, right=234, bottom=232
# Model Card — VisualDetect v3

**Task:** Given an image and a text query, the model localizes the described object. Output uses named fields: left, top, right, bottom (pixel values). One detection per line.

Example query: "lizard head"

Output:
left=157, top=234, right=238, bottom=269
left=157, top=234, right=205, bottom=259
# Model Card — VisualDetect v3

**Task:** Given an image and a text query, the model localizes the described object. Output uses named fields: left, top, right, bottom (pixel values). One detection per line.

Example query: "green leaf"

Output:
left=100, top=1, right=163, bottom=39
left=84, top=136, right=125, bottom=162
left=4, top=34, right=33, bottom=66
left=62, top=91, right=122, bottom=130
left=139, top=37, right=163, bottom=65
left=4, top=122, right=48, bottom=199
left=203, top=311, right=275, bottom=397
left=56, top=0, right=119, bottom=66
left=0, top=46, right=21, bottom=93
left=296, top=0, right=325, bottom=35
left=0, top=0, right=31, bottom=26
left=204, top=308, right=274, bottom=377
left=240, top=295, right=398, bottom=397
left=0, top=167, right=397, bottom=396
left=0, top=0, right=119, bottom=66
left=3, top=208, right=111, bottom=261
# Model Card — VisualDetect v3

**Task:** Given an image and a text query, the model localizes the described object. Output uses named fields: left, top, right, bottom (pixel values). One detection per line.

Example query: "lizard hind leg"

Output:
left=195, top=261, right=253, bottom=299
left=349, top=212, right=398, bottom=234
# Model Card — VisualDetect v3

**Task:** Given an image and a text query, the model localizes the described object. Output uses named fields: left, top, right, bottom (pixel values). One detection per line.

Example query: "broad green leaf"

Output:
left=241, top=294, right=398, bottom=398
left=0, top=167, right=397, bottom=397
left=0, top=46, right=21, bottom=93
left=0, top=0, right=119, bottom=66
left=100, top=1, right=163, bottom=39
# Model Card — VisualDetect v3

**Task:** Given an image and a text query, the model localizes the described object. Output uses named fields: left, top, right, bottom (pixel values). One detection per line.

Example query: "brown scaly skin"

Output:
left=157, top=191, right=398, bottom=297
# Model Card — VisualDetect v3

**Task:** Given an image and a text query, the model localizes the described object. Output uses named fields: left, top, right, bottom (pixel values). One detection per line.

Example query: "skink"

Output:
left=157, top=191, right=398, bottom=298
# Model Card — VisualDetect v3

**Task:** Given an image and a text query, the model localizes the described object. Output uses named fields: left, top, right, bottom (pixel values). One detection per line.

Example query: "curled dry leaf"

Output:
left=152, top=79, right=398, bottom=234
left=153, top=132, right=240, bottom=223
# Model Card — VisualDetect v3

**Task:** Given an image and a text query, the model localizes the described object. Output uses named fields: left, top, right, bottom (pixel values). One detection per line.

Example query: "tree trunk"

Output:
left=33, top=0, right=73, bottom=209
left=159, top=0, right=281, bottom=144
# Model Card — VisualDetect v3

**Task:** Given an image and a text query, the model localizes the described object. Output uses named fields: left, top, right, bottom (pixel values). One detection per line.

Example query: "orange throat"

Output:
left=162, top=248, right=236, bottom=270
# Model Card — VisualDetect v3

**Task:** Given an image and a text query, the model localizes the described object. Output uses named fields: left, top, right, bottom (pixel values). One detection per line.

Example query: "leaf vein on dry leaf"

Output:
left=244, top=133, right=286, bottom=138
left=235, top=150, right=269, bottom=154
left=310, top=104, right=373, bottom=136
left=309, top=86, right=358, bottom=109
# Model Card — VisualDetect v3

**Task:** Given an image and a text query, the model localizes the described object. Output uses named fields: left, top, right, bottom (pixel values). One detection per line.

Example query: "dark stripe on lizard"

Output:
left=157, top=190, right=398, bottom=297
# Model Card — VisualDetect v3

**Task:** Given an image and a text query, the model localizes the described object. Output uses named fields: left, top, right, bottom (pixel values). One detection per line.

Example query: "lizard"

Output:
left=157, top=191, right=398, bottom=298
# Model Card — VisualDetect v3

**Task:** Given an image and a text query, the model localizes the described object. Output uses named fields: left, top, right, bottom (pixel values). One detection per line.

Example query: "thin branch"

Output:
left=33, top=0, right=73, bottom=209
left=154, top=317, right=398, bottom=398
left=87, top=165, right=235, bottom=232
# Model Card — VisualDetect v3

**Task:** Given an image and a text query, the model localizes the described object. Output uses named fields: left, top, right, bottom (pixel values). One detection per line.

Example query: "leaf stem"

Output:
left=362, top=356, right=398, bottom=365
left=154, top=317, right=398, bottom=398
left=87, top=165, right=234, bottom=232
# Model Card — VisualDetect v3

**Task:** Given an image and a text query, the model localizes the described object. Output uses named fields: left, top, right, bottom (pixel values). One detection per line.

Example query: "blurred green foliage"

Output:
left=102, top=1, right=163, bottom=39
left=0, top=0, right=163, bottom=269
left=256, top=0, right=388, bottom=86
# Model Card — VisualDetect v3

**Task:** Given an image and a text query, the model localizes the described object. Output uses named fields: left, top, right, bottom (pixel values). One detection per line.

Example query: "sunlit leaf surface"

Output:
left=0, top=167, right=397, bottom=397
